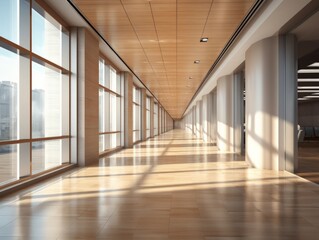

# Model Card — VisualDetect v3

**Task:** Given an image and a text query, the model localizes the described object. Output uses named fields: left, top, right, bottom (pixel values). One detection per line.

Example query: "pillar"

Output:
left=123, top=72, right=133, bottom=148
left=195, top=101, right=202, bottom=139
left=245, top=35, right=297, bottom=171
left=202, top=94, right=209, bottom=142
left=77, top=28, right=99, bottom=166
left=217, top=75, right=234, bottom=152
left=209, top=89, right=217, bottom=144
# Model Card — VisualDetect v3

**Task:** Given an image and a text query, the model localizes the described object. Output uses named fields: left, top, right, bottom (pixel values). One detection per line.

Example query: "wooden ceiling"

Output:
left=72, top=0, right=255, bottom=119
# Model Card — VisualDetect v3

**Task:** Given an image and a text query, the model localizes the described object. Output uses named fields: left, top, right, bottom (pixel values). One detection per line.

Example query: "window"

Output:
left=0, top=0, right=70, bottom=187
left=0, top=0, right=30, bottom=49
left=133, top=86, right=141, bottom=143
left=146, top=96, right=151, bottom=139
left=99, top=58, right=123, bottom=153
left=154, top=102, right=158, bottom=136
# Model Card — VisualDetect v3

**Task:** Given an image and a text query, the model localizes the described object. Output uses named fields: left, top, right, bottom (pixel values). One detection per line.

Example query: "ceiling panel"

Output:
left=72, top=0, right=255, bottom=119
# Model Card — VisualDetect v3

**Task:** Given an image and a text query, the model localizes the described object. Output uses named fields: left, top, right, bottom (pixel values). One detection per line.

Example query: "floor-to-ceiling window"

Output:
left=154, top=102, right=158, bottom=136
left=146, top=96, right=151, bottom=139
left=0, top=0, right=70, bottom=186
left=159, top=106, right=163, bottom=134
left=133, top=85, right=141, bottom=143
left=99, top=58, right=123, bottom=153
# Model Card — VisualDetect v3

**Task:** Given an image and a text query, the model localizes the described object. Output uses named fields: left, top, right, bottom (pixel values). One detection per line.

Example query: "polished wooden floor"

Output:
left=298, top=142, right=319, bottom=184
left=1, top=129, right=319, bottom=239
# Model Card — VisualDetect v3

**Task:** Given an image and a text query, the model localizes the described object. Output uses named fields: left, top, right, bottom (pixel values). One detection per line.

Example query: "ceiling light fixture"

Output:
left=298, top=86, right=319, bottom=89
left=298, top=78, right=319, bottom=82
left=194, top=60, right=200, bottom=64
left=298, top=90, right=319, bottom=93
left=200, top=37, right=208, bottom=42
left=305, top=95, right=319, bottom=98
left=298, top=69, right=319, bottom=73
left=308, top=62, right=319, bottom=67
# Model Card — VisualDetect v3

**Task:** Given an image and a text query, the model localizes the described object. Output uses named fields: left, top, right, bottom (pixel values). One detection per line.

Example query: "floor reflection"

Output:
left=0, top=130, right=319, bottom=239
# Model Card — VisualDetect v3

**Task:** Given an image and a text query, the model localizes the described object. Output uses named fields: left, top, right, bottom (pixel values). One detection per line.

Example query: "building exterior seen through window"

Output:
left=0, top=0, right=70, bottom=186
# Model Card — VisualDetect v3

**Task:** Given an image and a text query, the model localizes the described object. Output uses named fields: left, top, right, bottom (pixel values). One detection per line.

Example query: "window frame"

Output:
left=133, top=84, right=142, bottom=143
left=98, top=56, right=123, bottom=153
left=0, top=0, right=71, bottom=187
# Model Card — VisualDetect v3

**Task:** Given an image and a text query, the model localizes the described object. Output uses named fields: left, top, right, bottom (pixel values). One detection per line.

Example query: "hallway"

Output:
left=1, top=129, right=319, bottom=239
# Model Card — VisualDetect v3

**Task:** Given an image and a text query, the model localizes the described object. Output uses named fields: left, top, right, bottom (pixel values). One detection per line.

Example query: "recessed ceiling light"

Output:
left=200, top=37, right=208, bottom=42
left=298, top=69, right=319, bottom=73
left=298, top=78, right=319, bottom=82
left=305, top=95, right=319, bottom=98
left=298, top=90, right=319, bottom=93
left=308, top=62, right=319, bottom=67
left=194, top=60, right=200, bottom=64
left=298, top=86, right=319, bottom=89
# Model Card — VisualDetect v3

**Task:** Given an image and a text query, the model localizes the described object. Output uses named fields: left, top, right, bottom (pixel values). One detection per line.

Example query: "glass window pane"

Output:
left=133, top=132, right=136, bottom=143
left=133, top=131, right=140, bottom=143
left=104, top=65, right=110, bottom=89
left=146, top=97, right=150, bottom=109
left=0, top=144, right=18, bottom=186
left=147, top=110, right=150, bottom=129
left=110, top=94, right=117, bottom=131
left=104, top=134, right=110, bottom=151
left=32, top=61, right=64, bottom=138
left=133, top=88, right=135, bottom=103
left=99, top=88, right=104, bottom=132
left=110, top=67, right=117, bottom=93
left=133, top=104, right=140, bottom=131
left=99, top=59, right=104, bottom=86
left=116, top=133, right=121, bottom=147
left=105, top=92, right=110, bottom=132
left=99, top=135, right=104, bottom=153
left=61, top=138, right=69, bottom=164
left=110, top=133, right=116, bottom=149
left=133, top=87, right=140, bottom=104
left=116, top=74, right=121, bottom=95
left=0, top=46, right=29, bottom=141
left=32, top=0, right=69, bottom=68
left=116, top=96, right=121, bottom=131
left=32, top=139, right=66, bottom=174
left=0, top=0, right=30, bottom=49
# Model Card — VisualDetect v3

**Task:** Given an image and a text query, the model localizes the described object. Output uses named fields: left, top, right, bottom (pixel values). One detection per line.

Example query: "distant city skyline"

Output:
left=0, top=80, right=45, bottom=152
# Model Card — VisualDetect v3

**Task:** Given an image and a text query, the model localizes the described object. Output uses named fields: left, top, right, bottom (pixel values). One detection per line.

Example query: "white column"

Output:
left=210, top=89, right=217, bottom=144
left=245, top=35, right=297, bottom=171
left=195, top=101, right=202, bottom=138
left=246, top=36, right=279, bottom=170
left=202, top=95, right=209, bottom=142
left=217, top=75, right=234, bottom=151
